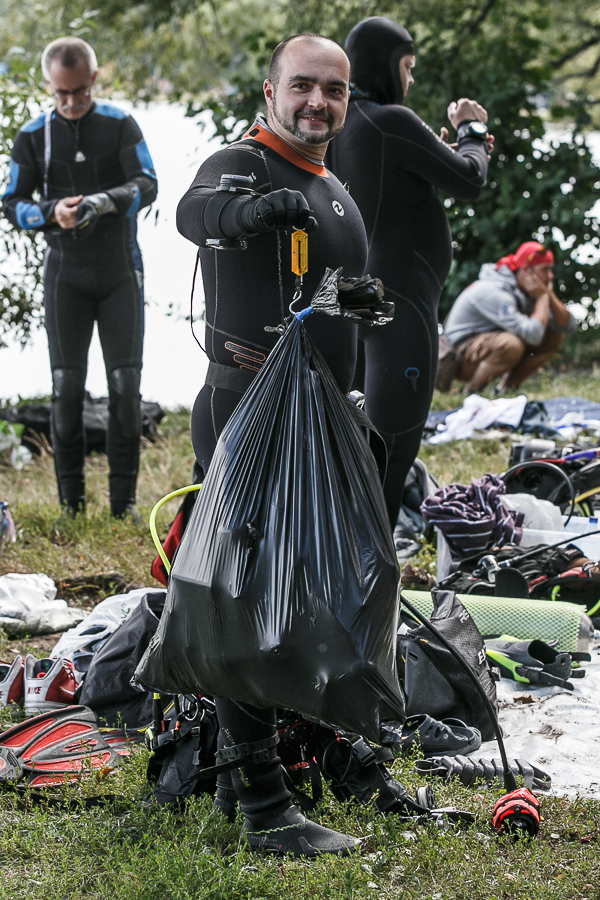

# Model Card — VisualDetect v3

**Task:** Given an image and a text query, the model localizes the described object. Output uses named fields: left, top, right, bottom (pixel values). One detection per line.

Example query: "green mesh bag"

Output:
left=401, top=590, right=594, bottom=654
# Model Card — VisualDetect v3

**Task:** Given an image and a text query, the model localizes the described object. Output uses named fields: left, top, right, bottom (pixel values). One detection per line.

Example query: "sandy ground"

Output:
left=477, top=634, right=600, bottom=798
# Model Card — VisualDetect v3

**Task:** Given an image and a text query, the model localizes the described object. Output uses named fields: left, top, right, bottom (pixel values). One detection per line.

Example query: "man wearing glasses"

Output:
left=2, top=37, right=157, bottom=518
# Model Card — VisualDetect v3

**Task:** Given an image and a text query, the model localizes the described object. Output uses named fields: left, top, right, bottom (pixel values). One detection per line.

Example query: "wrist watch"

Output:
left=456, top=119, right=488, bottom=141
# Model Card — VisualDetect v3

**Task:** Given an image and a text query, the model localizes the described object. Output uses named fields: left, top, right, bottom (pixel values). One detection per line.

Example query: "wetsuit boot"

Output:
left=213, top=731, right=239, bottom=822
left=215, top=699, right=358, bottom=858
left=107, top=367, right=142, bottom=518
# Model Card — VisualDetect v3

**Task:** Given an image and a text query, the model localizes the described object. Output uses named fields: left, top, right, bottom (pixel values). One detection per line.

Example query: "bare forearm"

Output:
left=549, top=291, right=571, bottom=327
left=531, top=293, right=550, bottom=328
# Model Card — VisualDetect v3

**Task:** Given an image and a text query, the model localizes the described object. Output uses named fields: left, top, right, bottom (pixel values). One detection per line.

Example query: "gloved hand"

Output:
left=73, top=192, right=117, bottom=238
left=240, top=189, right=317, bottom=235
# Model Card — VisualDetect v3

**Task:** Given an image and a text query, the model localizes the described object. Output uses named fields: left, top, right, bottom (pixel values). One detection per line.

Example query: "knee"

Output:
left=494, top=332, right=526, bottom=367
left=107, top=366, right=141, bottom=440
left=52, top=368, right=86, bottom=441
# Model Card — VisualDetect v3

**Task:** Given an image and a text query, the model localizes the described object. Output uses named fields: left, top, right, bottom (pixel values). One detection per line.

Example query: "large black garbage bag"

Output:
left=136, top=314, right=403, bottom=742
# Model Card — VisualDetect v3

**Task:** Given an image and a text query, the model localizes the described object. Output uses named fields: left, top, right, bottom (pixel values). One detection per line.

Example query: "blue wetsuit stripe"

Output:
left=125, top=185, right=141, bottom=218
left=16, top=200, right=44, bottom=229
left=135, top=141, right=156, bottom=179
left=2, top=159, right=20, bottom=198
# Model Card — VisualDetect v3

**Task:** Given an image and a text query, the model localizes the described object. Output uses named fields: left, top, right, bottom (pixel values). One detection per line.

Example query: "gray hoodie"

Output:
left=444, top=263, right=576, bottom=347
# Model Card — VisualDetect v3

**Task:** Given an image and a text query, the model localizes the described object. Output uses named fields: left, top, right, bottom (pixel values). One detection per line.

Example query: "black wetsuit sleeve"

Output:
left=177, top=146, right=271, bottom=243
left=1, top=130, right=57, bottom=230
left=104, top=116, right=157, bottom=215
left=375, top=106, right=488, bottom=200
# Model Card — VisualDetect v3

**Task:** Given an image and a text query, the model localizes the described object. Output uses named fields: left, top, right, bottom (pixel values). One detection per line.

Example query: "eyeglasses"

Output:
left=52, top=86, right=92, bottom=100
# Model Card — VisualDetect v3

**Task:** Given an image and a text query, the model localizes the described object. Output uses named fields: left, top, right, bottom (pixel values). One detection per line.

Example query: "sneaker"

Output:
left=23, top=656, right=78, bottom=715
left=0, top=656, right=24, bottom=708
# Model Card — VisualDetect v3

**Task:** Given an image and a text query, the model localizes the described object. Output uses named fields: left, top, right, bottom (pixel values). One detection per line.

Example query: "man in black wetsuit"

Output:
left=327, top=17, right=489, bottom=530
left=177, top=34, right=368, bottom=857
left=2, top=37, right=157, bottom=517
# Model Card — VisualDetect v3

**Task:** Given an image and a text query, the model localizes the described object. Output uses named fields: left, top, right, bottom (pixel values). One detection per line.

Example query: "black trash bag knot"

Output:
left=310, top=267, right=394, bottom=325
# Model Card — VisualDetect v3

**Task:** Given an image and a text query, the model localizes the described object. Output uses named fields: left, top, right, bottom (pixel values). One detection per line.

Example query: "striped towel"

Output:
left=421, top=475, right=524, bottom=558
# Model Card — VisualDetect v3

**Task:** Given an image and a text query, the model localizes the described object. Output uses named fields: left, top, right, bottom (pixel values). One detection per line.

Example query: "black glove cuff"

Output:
left=238, top=196, right=265, bottom=234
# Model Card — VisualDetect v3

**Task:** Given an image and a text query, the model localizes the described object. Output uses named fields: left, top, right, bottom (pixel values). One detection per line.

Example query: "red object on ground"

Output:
left=492, top=787, right=540, bottom=836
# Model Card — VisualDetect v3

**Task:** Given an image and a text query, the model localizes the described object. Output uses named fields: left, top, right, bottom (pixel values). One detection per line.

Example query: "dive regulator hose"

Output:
left=149, top=484, right=203, bottom=575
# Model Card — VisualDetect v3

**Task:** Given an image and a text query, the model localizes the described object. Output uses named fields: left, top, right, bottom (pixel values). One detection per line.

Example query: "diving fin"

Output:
left=0, top=705, right=117, bottom=786
left=485, top=636, right=583, bottom=690
left=0, top=746, right=23, bottom=783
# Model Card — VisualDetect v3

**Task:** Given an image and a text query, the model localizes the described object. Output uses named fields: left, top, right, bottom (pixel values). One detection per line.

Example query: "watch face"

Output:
left=470, top=121, right=488, bottom=136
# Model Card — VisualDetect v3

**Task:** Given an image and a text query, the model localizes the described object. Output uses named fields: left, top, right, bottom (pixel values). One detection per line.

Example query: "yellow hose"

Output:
left=148, top=483, right=203, bottom=575
left=574, top=485, right=600, bottom=504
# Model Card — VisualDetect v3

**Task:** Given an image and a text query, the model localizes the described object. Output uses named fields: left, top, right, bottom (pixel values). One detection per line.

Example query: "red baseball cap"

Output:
left=496, top=241, right=554, bottom=271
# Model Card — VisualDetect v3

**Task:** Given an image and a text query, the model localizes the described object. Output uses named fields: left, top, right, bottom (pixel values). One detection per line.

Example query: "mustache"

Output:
left=295, top=108, right=333, bottom=124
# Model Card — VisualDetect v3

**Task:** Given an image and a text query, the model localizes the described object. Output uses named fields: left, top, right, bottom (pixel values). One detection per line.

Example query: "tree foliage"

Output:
left=176, top=0, right=600, bottom=317
left=0, top=60, right=47, bottom=346
left=1, top=0, right=600, bottom=338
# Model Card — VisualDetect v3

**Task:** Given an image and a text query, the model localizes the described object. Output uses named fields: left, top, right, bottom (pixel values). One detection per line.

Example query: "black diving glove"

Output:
left=239, top=189, right=317, bottom=235
left=73, top=192, right=117, bottom=238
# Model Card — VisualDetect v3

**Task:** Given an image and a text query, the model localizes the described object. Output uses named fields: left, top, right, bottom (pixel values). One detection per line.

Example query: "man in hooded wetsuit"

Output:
left=327, top=17, right=489, bottom=528
left=176, top=34, right=367, bottom=858
left=2, top=37, right=157, bottom=517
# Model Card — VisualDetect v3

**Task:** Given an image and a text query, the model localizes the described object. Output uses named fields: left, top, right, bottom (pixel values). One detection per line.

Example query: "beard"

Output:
left=272, top=96, right=342, bottom=145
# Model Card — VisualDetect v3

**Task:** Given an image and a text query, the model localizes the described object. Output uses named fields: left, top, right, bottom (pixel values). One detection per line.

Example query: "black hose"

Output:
left=498, top=529, right=600, bottom=567
left=399, top=591, right=518, bottom=793
left=500, top=460, right=576, bottom=525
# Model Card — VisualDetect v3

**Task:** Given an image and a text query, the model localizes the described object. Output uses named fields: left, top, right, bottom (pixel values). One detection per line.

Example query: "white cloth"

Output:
left=51, top=587, right=162, bottom=680
left=0, top=572, right=85, bottom=635
left=477, top=639, right=600, bottom=798
left=429, top=394, right=528, bottom=444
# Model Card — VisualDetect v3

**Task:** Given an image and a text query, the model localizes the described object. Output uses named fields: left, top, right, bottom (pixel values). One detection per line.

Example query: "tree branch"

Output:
left=550, top=29, right=600, bottom=70
left=448, top=0, right=499, bottom=55
left=554, top=49, right=600, bottom=83
left=463, top=0, right=499, bottom=38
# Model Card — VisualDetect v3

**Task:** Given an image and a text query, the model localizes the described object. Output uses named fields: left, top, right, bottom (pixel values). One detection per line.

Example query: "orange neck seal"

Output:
left=243, top=121, right=329, bottom=178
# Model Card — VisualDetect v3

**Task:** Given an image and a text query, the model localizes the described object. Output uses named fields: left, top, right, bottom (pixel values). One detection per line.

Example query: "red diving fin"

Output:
left=0, top=705, right=117, bottom=786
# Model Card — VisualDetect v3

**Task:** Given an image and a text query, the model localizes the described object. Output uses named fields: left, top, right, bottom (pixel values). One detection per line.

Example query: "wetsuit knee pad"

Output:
left=107, top=366, right=142, bottom=441
left=52, top=368, right=86, bottom=442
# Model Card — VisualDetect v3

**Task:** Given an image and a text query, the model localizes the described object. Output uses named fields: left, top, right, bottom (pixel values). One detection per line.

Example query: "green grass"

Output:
left=1, top=407, right=195, bottom=591
left=1, top=378, right=599, bottom=899
left=0, top=752, right=598, bottom=900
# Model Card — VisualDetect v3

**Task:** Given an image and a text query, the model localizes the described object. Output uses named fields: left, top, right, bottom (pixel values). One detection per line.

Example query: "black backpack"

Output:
left=79, top=591, right=168, bottom=728
left=398, top=589, right=498, bottom=741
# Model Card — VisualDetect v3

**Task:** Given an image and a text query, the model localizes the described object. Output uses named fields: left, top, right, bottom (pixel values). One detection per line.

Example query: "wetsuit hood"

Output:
left=346, top=17, right=414, bottom=105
